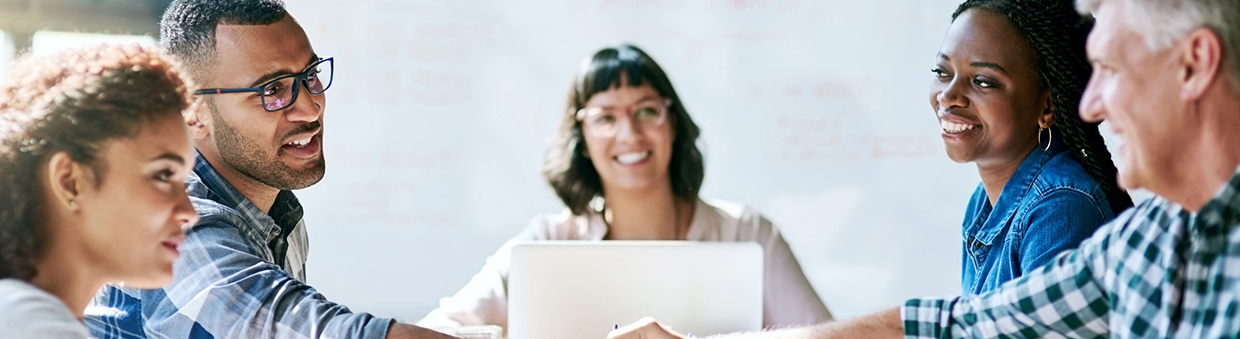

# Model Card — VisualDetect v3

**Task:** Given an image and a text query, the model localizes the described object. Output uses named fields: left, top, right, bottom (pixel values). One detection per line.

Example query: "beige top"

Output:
left=418, top=199, right=833, bottom=331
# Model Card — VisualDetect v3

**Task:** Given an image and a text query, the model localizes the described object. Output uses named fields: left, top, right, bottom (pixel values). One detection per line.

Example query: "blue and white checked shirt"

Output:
left=903, top=164, right=1240, bottom=338
left=85, top=152, right=392, bottom=339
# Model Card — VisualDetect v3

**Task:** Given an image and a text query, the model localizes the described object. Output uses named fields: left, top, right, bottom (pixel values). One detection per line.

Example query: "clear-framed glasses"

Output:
left=195, top=57, right=334, bottom=112
left=576, top=98, right=673, bottom=137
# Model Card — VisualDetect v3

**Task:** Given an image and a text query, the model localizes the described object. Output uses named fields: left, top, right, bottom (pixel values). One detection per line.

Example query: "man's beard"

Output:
left=213, top=113, right=325, bottom=191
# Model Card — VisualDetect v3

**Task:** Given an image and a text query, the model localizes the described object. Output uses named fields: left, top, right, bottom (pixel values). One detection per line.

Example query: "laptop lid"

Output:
left=508, top=241, right=763, bottom=339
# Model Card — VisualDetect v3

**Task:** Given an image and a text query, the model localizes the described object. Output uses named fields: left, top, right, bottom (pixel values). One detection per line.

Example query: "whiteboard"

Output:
left=287, top=0, right=996, bottom=322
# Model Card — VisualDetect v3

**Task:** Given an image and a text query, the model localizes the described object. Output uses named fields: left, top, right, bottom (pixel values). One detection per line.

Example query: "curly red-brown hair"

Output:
left=0, top=43, right=195, bottom=280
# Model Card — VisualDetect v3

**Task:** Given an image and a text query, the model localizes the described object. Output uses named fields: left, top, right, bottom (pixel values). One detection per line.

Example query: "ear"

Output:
left=1038, top=91, right=1056, bottom=129
left=184, top=99, right=213, bottom=140
left=1179, top=27, right=1223, bottom=101
left=45, top=152, right=91, bottom=212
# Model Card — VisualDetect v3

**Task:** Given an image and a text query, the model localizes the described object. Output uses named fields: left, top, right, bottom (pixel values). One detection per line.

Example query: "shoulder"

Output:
left=1021, top=153, right=1112, bottom=214
left=523, top=209, right=597, bottom=240
left=185, top=170, right=248, bottom=228
left=1072, top=195, right=1175, bottom=273
left=182, top=173, right=263, bottom=250
left=0, top=279, right=89, bottom=338
left=1104, top=196, right=1174, bottom=238
left=699, top=199, right=781, bottom=241
left=0, top=279, right=63, bottom=314
left=1030, top=152, right=1105, bottom=199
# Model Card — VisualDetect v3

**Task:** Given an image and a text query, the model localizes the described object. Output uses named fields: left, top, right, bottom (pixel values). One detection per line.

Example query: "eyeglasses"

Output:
left=195, top=57, right=334, bottom=112
left=576, top=98, right=673, bottom=137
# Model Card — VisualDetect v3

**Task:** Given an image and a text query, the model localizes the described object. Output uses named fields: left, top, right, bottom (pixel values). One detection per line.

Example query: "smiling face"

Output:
left=199, top=15, right=326, bottom=191
left=581, top=84, right=675, bottom=194
left=1079, top=0, right=1184, bottom=192
left=75, top=115, right=199, bottom=288
left=930, top=8, right=1052, bottom=167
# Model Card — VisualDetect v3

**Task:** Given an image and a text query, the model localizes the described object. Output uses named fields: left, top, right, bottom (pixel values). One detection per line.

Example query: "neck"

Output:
left=32, top=226, right=105, bottom=320
left=198, top=145, right=279, bottom=213
left=601, top=181, right=691, bottom=240
left=976, top=146, right=1036, bottom=206
left=1162, top=86, right=1240, bottom=211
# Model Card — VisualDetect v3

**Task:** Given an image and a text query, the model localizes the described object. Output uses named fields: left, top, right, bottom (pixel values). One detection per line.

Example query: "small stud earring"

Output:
left=68, top=200, right=77, bottom=208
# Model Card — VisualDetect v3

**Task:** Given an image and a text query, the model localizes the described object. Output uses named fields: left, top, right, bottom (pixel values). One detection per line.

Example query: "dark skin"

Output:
left=606, top=9, right=1059, bottom=339
left=182, top=16, right=456, bottom=339
left=186, top=16, right=326, bottom=214
left=930, top=8, right=1055, bottom=205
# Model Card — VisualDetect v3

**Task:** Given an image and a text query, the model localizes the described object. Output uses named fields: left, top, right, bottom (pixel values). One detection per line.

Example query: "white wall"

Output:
left=0, top=31, right=13, bottom=81
left=285, top=0, right=1007, bottom=322
left=29, top=31, right=156, bottom=56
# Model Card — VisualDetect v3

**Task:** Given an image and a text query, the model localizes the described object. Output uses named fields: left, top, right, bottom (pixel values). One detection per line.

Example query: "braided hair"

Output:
left=953, top=0, right=1133, bottom=213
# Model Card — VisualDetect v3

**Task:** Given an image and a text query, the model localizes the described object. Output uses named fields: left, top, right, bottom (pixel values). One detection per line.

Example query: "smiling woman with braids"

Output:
left=930, top=0, right=1133, bottom=294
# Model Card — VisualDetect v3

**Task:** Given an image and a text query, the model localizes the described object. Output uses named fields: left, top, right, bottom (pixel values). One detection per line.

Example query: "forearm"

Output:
left=386, top=322, right=463, bottom=339
left=714, top=308, right=902, bottom=339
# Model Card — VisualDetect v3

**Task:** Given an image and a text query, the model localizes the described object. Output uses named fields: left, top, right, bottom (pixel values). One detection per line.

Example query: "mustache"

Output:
left=280, top=121, right=322, bottom=141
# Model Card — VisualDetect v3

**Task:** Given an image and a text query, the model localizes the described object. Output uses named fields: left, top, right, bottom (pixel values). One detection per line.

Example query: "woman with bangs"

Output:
left=419, top=44, right=831, bottom=331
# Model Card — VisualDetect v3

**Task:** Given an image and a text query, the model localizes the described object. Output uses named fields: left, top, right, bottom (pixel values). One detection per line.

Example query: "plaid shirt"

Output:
left=903, top=164, right=1240, bottom=338
left=84, top=152, right=392, bottom=339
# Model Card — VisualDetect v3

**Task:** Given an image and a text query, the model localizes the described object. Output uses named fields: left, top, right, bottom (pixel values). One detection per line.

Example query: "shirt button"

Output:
left=973, top=240, right=983, bottom=248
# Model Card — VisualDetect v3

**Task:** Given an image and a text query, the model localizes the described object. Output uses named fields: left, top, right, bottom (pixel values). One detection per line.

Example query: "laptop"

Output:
left=507, top=241, right=764, bottom=339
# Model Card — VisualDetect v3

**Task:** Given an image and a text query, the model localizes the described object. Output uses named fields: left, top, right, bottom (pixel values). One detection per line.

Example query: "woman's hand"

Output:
left=606, top=317, right=688, bottom=339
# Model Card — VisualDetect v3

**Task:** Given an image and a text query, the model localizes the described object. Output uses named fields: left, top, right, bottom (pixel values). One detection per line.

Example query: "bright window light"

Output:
left=0, top=31, right=13, bottom=81
left=31, top=31, right=156, bottom=56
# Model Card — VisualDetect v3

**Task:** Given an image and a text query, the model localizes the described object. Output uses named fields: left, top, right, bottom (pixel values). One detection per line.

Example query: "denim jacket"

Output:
left=960, top=137, right=1115, bottom=295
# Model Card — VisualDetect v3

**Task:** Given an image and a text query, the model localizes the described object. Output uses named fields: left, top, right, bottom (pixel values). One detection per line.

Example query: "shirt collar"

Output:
left=965, top=137, right=1068, bottom=246
left=188, top=151, right=302, bottom=243
left=1187, top=163, right=1240, bottom=238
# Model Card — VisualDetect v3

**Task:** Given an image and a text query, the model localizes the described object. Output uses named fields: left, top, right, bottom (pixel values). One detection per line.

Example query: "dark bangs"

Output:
left=572, top=46, right=675, bottom=110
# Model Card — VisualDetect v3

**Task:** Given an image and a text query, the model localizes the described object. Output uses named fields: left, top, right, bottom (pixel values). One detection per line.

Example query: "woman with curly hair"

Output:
left=930, top=0, right=1133, bottom=294
left=0, top=43, right=199, bottom=337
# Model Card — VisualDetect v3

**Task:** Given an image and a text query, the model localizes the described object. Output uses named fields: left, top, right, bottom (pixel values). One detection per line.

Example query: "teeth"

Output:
left=286, top=135, right=313, bottom=148
left=615, top=151, right=650, bottom=165
left=940, top=120, right=977, bottom=134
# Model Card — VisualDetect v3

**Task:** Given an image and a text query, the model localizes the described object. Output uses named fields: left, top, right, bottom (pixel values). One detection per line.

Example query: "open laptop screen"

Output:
left=508, top=241, right=764, bottom=339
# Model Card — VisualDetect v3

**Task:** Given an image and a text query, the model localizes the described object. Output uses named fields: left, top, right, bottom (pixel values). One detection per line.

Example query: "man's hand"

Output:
left=607, top=317, right=688, bottom=339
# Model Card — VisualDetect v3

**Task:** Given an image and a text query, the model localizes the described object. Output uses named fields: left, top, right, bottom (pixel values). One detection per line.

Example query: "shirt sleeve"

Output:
left=1018, top=188, right=1110, bottom=274
left=749, top=214, right=834, bottom=327
left=901, top=224, right=1113, bottom=339
left=140, top=218, right=393, bottom=339
left=416, top=216, right=548, bottom=333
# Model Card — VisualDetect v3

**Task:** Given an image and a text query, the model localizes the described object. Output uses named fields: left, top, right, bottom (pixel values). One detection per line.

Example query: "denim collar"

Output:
left=964, top=136, right=1069, bottom=246
left=186, top=151, right=303, bottom=245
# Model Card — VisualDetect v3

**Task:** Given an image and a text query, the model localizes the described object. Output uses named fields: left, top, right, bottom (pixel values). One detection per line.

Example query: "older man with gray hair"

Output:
left=607, top=0, right=1240, bottom=337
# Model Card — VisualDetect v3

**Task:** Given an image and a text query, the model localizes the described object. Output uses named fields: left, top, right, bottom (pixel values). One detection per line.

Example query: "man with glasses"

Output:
left=85, top=1, right=457, bottom=338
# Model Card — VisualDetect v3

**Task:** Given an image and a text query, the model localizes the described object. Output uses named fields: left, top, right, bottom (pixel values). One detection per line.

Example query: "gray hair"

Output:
left=1076, top=0, right=1240, bottom=89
